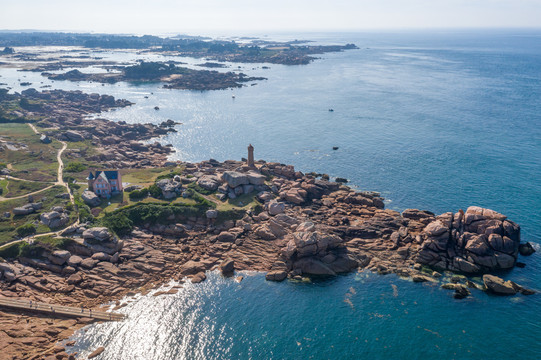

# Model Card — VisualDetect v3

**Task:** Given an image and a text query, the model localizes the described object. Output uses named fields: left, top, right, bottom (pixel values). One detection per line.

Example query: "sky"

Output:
left=1, top=0, right=540, bottom=35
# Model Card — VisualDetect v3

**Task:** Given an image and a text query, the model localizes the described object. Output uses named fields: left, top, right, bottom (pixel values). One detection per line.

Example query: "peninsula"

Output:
left=0, top=89, right=537, bottom=359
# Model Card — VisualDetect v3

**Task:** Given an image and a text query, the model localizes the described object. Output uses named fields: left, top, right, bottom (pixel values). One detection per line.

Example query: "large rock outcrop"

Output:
left=12, top=203, right=42, bottom=215
left=266, top=221, right=359, bottom=279
left=40, top=210, right=69, bottom=229
left=156, top=178, right=182, bottom=199
left=81, top=190, right=100, bottom=207
left=416, top=207, right=521, bottom=273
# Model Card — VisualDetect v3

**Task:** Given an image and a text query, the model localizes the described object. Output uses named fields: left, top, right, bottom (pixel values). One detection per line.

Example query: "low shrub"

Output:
left=155, top=170, right=183, bottom=182
left=148, top=184, right=162, bottom=198
left=129, top=188, right=149, bottom=200
left=65, top=162, right=87, bottom=173
left=16, top=223, right=36, bottom=237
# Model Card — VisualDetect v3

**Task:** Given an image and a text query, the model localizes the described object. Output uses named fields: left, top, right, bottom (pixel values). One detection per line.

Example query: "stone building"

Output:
left=87, top=170, right=123, bottom=198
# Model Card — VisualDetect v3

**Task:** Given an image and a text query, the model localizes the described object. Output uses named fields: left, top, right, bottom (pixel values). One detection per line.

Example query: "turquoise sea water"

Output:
left=1, top=30, right=540, bottom=359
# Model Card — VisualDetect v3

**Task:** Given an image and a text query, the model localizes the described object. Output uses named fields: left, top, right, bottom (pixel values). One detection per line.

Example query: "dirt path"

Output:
left=27, top=123, right=39, bottom=135
left=0, top=139, right=70, bottom=203
left=0, top=184, right=55, bottom=202
left=0, top=174, right=53, bottom=184
left=0, top=125, right=77, bottom=249
left=56, top=140, right=74, bottom=205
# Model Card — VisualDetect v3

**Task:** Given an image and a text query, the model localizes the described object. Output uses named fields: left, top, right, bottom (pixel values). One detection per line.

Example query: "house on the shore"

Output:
left=87, top=170, right=123, bottom=198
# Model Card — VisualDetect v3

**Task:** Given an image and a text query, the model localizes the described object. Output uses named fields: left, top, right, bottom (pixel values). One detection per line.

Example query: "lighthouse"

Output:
left=247, top=144, right=255, bottom=168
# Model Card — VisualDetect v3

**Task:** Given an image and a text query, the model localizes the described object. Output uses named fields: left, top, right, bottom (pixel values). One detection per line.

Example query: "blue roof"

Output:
left=88, top=170, right=119, bottom=181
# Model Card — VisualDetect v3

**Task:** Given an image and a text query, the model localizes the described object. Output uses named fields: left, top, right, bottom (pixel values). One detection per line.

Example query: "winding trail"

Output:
left=0, top=184, right=55, bottom=202
left=0, top=124, right=77, bottom=250
left=0, top=124, right=72, bottom=203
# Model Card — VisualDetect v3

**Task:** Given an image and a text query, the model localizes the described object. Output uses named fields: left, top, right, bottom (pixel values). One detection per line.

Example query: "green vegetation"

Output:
left=0, top=186, right=70, bottom=245
left=65, top=161, right=87, bottom=173
left=155, top=169, right=183, bottom=182
left=215, top=192, right=259, bottom=212
left=2, top=178, right=50, bottom=198
left=19, top=98, right=43, bottom=111
left=0, top=236, right=75, bottom=260
left=148, top=184, right=162, bottom=199
left=15, top=223, right=36, bottom=237
left=187, top=182, right=215, bottom=195
left=0, top=91, right=45, bottom=123
left=120, top=167, right=175, bottom=185
left=0, top=123, right=59, bottom=181
left=0, top=242, right=30, bottom=259
left=129, top=188, right=149, bottom=200
left=60, top=140, right=103, bottom=182
left=100, top=201, right=210, bottom=235
left=73, top=192, right=94, bottom=223
left=33, top=235, right=75, bottom=250
left=0, top=179, right=6, bottom=195
left=124, top=62, right=189, bottom=80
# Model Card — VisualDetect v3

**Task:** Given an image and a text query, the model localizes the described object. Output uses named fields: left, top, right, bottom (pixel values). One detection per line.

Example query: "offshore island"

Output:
left=0, top=34, right=537, bottom=359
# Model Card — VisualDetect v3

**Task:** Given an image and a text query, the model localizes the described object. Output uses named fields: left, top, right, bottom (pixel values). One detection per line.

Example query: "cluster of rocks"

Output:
left=16, top=89, right=175, bottom=168
left=40, top=206, right=69, bottom=229
left=156, top=176, right=183, bottom=199
left=1, top=227, right=123, bottom=286
left=482, top=274, right=535, bottom=295
left=12, top=202, right=42, bottom=215
left=217, top=170, right=267, bottom=200
left=0, top=157, right=538, bottom=358
left=416, top=206, right=522, bottom=273
left=44, top=66, right=267, bottom=91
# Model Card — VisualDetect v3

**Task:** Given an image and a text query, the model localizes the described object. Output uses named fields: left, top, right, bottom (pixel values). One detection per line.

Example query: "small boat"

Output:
left=328, top=109, right=334, bottom=112
left=232, top=95, right=236, bottom=98
left=332, top=146, right=339, bottom=150
left=154, top=106, right=160, bottom=110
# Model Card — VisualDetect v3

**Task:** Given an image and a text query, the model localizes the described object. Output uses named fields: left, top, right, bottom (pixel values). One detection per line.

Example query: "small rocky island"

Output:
left=46, top=62, right=267, bottom=91
left=0, top=88, right=537, bottom=359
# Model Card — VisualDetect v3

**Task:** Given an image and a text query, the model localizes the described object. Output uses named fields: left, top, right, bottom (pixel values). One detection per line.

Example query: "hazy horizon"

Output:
left=1, top=0, right=540, bottom=36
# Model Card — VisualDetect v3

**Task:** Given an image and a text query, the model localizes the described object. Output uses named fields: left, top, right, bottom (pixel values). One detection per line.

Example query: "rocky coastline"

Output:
left=0, top=88, right=538, bottom=359
left=0, top=157, right=537, bottom=358
left=45, top=64, right=267, bottom=91
left=1, top=88, right=175, bottom=168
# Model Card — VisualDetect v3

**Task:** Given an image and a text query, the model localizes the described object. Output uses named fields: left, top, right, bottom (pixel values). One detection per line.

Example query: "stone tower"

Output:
left=247, top=144, right=255, bottom=167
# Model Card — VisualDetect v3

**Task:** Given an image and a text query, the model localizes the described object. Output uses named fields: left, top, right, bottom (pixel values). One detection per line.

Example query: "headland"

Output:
left=0, top=88, right=537, bottom=359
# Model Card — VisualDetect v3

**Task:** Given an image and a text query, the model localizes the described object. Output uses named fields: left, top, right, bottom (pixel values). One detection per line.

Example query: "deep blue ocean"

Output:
left=1, top=30, right=540, bottom=359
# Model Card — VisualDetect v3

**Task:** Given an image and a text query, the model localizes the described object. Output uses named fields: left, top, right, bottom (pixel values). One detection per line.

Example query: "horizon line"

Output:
left=1, top=27, right=541, bottom=37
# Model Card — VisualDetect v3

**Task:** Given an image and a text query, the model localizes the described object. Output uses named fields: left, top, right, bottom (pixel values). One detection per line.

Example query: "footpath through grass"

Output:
left=0, top=185, right=74, bottom=245
left=0, top=123, right=60, bottom=182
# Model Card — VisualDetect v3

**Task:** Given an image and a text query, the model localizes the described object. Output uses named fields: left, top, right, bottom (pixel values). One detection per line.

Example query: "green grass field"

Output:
left=0, top=185, right=74, bottom=245
left=2, top=178, right=51, bottom=198
left=0, top=123, right=60, bottom=182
